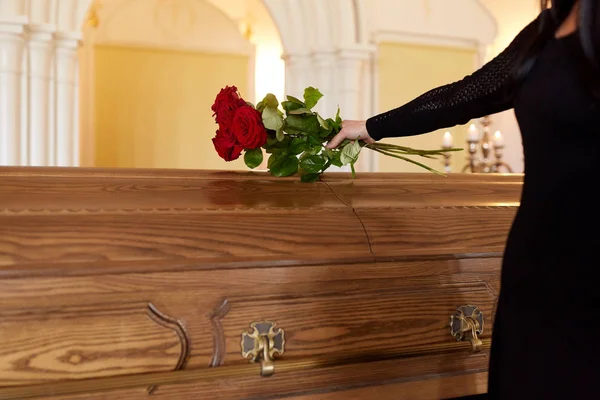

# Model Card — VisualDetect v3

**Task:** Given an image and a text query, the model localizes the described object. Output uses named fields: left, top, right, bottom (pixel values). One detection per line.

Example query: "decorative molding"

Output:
left=94, top=0, right=252, bottom=54
left=373, top=30, right=479, bottom=50
left=208, top=299, right=231, bottom=367
left=0, top=204, right=519, bottom=217
left=92, top=40, right=252, bottom=57
left=0, top=17, right=28, bottom=34
left=146, top=302, right=191, bottom=394
left=0, top=301, right=192, bottom=388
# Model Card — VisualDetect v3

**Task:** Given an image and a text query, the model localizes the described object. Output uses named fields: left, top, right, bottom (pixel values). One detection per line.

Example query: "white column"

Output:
left=337, top=48, right=368, bottom=120
left=72, top=57, right=80, bottom=166
left=311, top=51, right=336, bottom=117
left=0, top=18, right=26, bottom=166
left=54, top=32, right=80, bottom=166
left=27, top=24, right=54, bottom=166
left=337, top=45, right=376, bottom=172
left=79, top=26, right=96, bottom=167
left=281, top=52, right=313, bottom=99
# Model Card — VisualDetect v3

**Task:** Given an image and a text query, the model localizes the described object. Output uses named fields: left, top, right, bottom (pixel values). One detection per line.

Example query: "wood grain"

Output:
left=0, top=168, right=521, bottom=399
left=0, top=176, right=345, bottom=213
left=358, top=207, right=517, bottom=257
left=0, top=168, right=522, bottom=213
left=290, top=372, right=489, bottom=400
left=0, top=303, right=185, bottom=387
left=0, top=259, right=499, bottom=377
left=324, top=178, right=522, bottom=209
left=0, top=352, right=490, bottom=399
left=0, top=211, right=370, bottom=267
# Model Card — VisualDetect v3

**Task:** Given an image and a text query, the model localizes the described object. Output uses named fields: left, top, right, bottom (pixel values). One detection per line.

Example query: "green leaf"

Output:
left=307, top=134, right=323, bottom=148
left=256, top=100, right=267, bottom=113
left=281, top=101, right=304, bottom=114
left=289, top=138, right=309, bottom=155
left=288, top=108, right=313, bottom=115
left=265, top=146, right=284, bottom=154
left=324, top=119, right=339, bottom=136
left=340, top=140, right=362, bottom=166
left=276, top=129, right=285, bottom=141
left=325, top=148, right=343, bottom=167
left=267, top=152, right=280, bottom=168
left=287, top=95, right=305, bottom=105
left=316, top=113, right=330, bottom=130
left=301, top=173, right=321, bottom=183
left=270, top=155, right=299, bottom=177
left=304, top=87, right=324, bottom=110
left=307, top=135, right=323, bottom=155
left=330, top=152, right=343, bottom=167
left=263, top=93, right=279, bottom=108
left=265, top=135, right=290, bottom=150
left=244, top=148, right=263, bottom=169
left=335, top=107, right=342, bottom=124
left=262, top=106, right=284, bottom=132
left=284, top=114, right=321, bottom=136
left=300, top=155, right=327, bottom=174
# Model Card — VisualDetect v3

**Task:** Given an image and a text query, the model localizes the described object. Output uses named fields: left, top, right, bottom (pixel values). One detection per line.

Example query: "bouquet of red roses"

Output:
left=211, top=85, right=460, bottom=182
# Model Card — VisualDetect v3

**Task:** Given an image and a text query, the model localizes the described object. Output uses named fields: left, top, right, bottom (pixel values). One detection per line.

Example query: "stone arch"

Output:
left=261, top=0, right=364, bottom=55
left=89, top=0, right=251, bottom=53
left=74, top=0, right=365, bottom=166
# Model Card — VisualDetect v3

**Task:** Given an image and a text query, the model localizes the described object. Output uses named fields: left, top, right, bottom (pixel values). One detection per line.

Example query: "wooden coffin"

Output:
left=0, top=167, right=522, bottom=400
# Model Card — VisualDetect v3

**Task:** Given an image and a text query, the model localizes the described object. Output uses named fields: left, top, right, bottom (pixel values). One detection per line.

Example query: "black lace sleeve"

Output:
left=366, top=13, right=545, bottom=141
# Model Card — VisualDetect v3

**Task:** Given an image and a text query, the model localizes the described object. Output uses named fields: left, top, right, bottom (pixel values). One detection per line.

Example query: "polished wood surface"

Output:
left=0, top=168, right=523, bottom=399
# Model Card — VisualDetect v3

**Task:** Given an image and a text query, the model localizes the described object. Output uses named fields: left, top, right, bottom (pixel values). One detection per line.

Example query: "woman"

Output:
left=328, top=1, right=599, bottom=398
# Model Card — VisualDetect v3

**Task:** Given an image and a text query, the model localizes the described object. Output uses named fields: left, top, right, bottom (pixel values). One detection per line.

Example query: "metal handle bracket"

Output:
left=241, top=321, right=285, bottom=376
left=450, top=305, right=484, bottom=352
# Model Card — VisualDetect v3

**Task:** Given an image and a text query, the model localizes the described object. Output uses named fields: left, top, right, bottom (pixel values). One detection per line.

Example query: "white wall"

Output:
left=0, top=0, right=538, bottom=172
left=78, top=0, right=254, bottom=167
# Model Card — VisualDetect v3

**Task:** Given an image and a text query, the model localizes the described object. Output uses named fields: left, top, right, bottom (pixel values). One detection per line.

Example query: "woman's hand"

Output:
left=326, top=120, right=375, bottom=149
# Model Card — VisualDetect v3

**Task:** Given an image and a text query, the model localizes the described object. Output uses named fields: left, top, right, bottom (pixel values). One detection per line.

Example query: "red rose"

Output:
left=231, top=105, right=268, bottom=149
left=211, top=86, right=247, bottom=130
left=212, top=129, right=243, bottom=161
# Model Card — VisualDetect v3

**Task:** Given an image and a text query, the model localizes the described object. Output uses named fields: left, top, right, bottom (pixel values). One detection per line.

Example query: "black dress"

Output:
left=365, top=12, right=600, bottom=400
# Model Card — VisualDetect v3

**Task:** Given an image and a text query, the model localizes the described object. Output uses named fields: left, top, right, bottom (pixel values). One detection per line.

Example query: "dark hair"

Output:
left=514, top=0, right=600, bottom=95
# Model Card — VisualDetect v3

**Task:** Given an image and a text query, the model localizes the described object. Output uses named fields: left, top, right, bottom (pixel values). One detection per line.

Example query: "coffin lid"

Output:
left=0, top=167, right=522, bottom=277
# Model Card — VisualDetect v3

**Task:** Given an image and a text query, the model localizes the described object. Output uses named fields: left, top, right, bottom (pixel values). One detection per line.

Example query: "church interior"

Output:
left=0, top=0, right=541, bottom=399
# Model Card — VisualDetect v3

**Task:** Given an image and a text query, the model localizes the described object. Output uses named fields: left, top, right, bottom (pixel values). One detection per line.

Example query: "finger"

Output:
left=326, top=131, right=346, bottom=149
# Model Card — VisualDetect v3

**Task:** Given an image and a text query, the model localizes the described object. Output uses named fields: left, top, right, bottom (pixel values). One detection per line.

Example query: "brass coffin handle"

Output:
left=450, top=305, right=484, bottom=352
left=241, top=321, right=285, bottom=376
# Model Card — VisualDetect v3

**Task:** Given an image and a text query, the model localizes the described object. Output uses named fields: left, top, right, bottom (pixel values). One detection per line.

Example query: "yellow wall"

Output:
left=94, top=45, right=250, bottom=170
left=377, top=42, right=477, bottom=173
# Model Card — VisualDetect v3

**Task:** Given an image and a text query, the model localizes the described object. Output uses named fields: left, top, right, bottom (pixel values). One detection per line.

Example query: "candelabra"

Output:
left=441, top=116, right=513, bottom=174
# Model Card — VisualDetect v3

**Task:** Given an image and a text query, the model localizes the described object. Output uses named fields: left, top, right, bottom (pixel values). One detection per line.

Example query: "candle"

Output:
left=468, top=124, right=479, bottom=141
left=493, top=131, right=504, bottom=147
left=442, top=131, right=452, bottom=148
